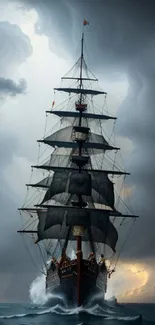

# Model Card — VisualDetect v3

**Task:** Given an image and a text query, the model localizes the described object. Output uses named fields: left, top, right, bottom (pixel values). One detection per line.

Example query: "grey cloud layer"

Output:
left=0, top=77, right=26, bottom=96
left=0, top=21, right=32, bottom=74
left=0, top=17, right=36, bottom=301
left=0, top=21, right=32, bottom=98
left=0, top=20, right=32, bottom=171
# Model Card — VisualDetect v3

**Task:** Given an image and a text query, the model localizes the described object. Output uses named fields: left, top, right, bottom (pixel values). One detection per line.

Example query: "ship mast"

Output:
left=76, top=31, right=84, bottom=307
left=78, top=31, right=84, bottom=131
left=79, top=33, right=84, bottom=96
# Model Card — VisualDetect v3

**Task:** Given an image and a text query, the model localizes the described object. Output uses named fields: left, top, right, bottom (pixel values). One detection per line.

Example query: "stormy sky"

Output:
left=1, top=0, right=155, bottom=302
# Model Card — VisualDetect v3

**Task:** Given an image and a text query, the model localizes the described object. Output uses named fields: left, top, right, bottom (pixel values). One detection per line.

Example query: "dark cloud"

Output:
left=18, top=0, right=73, bottom=58
left=0, top=21, right=32, bottom=75
left=18, top=0, right=155, bottom=263
left=0, top=77, right=26, bottom=96
left=19, top=0, right=155, bottom=74
left=0, top=20, right=32, bottom=170
left=0, top=15, right=34, bottom=300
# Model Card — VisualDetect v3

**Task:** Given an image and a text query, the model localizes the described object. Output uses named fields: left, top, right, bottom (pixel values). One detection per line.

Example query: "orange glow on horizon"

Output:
left=106, top=261, right=151, bottom=302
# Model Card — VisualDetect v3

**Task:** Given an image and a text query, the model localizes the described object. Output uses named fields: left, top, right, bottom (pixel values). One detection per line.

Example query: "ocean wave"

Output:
left=0, top=303, right=142, bottom=321
left=0, top=306, right=57, bottom=319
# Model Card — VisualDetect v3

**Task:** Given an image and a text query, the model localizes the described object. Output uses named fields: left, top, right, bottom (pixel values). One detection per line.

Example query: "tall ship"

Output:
left=18, top=21, right=138, bottom=307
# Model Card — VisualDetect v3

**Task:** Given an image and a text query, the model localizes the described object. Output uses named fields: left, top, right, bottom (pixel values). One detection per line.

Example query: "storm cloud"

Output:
left=0, top=77, right=26, bottom=96
left=0, top=13, right=36, bottom=301
left=0, top=20, right=32, bottom=169
left=0, top=0, right=154, bottom=302
left=0, top=21, right=32, bottom=74
left=18, top=0, right=155, bottom=261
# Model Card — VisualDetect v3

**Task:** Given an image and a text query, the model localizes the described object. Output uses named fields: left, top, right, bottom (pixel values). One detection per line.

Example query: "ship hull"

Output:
left=46, top=259, right=107, bottom=306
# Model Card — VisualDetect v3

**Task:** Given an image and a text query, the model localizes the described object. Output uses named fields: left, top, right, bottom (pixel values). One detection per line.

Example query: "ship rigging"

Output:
left=18, top=20, right=138, bottom=307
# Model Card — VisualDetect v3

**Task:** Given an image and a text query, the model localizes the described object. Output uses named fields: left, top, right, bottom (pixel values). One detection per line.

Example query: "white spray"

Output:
left=29, top=275, right=49, bottom=305
left=29, top=275, right=65, bottom=306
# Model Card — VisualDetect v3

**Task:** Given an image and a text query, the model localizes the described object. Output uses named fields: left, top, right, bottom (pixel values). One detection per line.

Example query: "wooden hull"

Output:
left=46, top=259, right=107, bottom=306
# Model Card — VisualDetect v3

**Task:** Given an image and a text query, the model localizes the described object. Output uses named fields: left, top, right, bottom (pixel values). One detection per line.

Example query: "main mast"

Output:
left=79, top=32, right=84, bottom=92
left=76, top=31, right=84, bottom=307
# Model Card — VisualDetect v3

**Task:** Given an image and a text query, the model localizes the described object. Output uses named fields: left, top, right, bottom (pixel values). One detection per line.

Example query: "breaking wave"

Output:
left=0, top=276, right=142, bottom=323
left=29, top=275, right=118, bottom=307
left=0, top=304, right=142, bottom=322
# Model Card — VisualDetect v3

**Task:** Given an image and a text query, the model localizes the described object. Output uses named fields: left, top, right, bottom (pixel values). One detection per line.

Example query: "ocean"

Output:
left=0, top=302, right=154, bottom=325
left=0, top=277, right=154, bottom=325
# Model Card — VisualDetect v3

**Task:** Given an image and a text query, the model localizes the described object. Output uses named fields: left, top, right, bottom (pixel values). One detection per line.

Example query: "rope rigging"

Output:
left=109, top=218, right=136, bottom=273
left=18, top=24, right=138, bottom=289
left=21, top=233, right=46, bottom=275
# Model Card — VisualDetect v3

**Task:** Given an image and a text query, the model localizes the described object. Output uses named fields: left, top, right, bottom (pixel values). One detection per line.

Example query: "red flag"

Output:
left=52, top=100, right=55, bottom=108
left=83, top=19, right=89, bottom=26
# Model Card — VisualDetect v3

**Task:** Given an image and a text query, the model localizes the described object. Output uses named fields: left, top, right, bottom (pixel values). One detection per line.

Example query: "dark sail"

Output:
left=36, top=207, right=118, bottom=252
left=40, top=170, right=114, bottom=208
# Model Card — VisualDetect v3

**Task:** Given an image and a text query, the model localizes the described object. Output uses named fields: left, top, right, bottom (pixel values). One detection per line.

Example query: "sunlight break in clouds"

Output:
left=106, top=261, right=150, bottom=302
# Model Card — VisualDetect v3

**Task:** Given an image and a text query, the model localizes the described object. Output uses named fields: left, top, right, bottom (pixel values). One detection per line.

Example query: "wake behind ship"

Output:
left=18, top=20, right=138, bottom=307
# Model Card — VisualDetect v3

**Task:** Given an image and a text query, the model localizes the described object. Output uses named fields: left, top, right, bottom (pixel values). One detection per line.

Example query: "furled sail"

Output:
left=54, top=87, right=107, bottom=96
left=49, top=110, right=116, bottom=120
